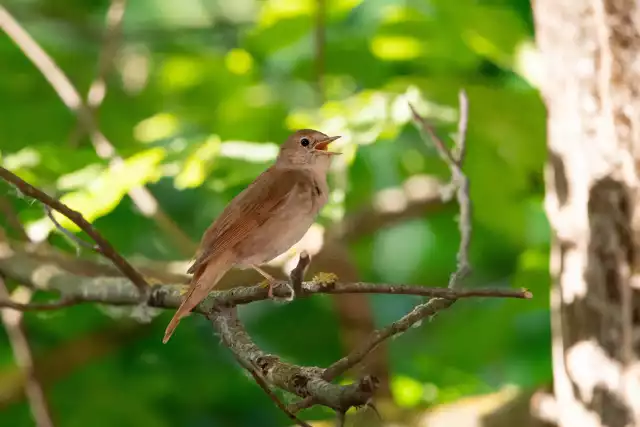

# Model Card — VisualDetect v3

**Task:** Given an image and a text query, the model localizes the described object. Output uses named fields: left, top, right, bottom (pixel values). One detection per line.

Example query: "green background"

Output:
left=0, top=0, right=549, bottom=425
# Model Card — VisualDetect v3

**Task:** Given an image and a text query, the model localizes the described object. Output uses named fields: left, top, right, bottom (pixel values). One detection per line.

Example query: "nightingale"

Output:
left=163, top=129, right=341, bottom=343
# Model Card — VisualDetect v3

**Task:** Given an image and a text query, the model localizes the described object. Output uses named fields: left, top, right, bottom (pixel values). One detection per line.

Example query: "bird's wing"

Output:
left=187, top=168, right=311, bottom=279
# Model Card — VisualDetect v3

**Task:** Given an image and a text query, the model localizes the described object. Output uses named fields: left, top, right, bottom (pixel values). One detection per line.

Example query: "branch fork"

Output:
left=0, top=79, right=533, bottom=426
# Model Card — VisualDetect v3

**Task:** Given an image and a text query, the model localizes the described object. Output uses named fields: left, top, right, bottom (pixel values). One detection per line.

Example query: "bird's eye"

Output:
left=300, top=137, right=310, bottom=147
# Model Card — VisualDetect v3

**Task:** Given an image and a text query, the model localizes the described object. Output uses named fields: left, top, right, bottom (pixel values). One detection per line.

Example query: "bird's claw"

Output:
left=259, top=279, right=295, bottom=301
left=259, top=279, right=279, bottom=299
left=282, top=282, right=295, bottom=302
left=259, top=279, right=271, bottom=288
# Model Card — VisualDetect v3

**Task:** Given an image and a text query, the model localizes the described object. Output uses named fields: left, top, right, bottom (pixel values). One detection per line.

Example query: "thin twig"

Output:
left=323, top=297, right=454, bottom=381
left=456, top=89, right=469, bottom=163
left=69, top=0, right=127, bottom=147
left=304, top=282, right=531, bottom=300
left=450, top=89, right=471, bottom=288
left=289, top=251, right=311, bottom=298
left=410, top=89, right=471, bottom=288
left=0, top=5, right=197, bottom=256
left=44, top=205, right=97, bottom=251
left=0, top=166, right=149, bottom=298
left=0, top=278, right=55, bottom=427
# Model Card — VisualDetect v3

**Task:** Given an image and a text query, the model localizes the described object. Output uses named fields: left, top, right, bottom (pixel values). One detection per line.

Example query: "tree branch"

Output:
left=226, top=339, right=313, bottom=427
left=0, top=248, right=530, bottom=313
left=289, top=250, right=311, bottom=298
left=210, top=306, right=377, bottom=412
left=0, top=77, right=533, bottom=422
left=410, top=89, right=471, bottom=289
left=0, top=237, right=529, bottom=419
left=323, top=297, right=455, bottom=381
left=44, top=205, right=97, bottom=251
left=0, top=166, right=149, bottom=298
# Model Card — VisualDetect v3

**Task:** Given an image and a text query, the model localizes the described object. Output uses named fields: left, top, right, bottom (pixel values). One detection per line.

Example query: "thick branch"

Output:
left=226, top=344, right=313, bottom=427
left=209, top=306, right=377, bottom=412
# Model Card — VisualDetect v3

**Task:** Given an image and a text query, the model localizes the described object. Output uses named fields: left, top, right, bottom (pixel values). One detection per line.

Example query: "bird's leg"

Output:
left=251, top=265, right=282, bottom=299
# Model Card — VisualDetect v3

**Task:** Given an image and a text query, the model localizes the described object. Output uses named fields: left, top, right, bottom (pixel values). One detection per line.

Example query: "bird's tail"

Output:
left=163, top=255, right=232, bottom=343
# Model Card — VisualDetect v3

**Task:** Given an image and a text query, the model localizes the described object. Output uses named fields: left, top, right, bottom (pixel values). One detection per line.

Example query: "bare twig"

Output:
left=0, top=166, right=149, bottom=298
left=44, top=205, right=97, bottom=251
left=289, top=251, right=311, bottom=297
left=0, top=5, right=197, bottom=256
left=69, top=0, right=127, bottom=147
left=0, top=278, right=55, bottom=427
left=228, top=344, right=313, bottom=427
left=323, top=297, right=455, bottom=381
left=410, top=89, right=471, bottom=288
left=456, top=89, right=469, bottom=162
left=304, top=281, right=531, bottom=300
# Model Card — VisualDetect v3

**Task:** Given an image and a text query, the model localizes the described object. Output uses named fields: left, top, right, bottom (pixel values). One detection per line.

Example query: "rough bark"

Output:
left=533, top=0, right=640, bottom=426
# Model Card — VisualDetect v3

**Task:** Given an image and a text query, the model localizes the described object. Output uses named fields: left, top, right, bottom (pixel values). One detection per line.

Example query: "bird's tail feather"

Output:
left=163, top=255, right=232, bottom=343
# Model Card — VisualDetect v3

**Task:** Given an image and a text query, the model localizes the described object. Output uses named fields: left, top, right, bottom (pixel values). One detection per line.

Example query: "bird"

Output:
left=162, top=129, right=341, bottom=343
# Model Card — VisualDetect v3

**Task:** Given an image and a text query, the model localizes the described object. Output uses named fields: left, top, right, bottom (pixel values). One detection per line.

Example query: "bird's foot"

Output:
left=259, top=278, right=279, bottom=299
left=179, top=285, right=190, bottom=296
left=259, top=279, right=295, bottom=301
left=312, top=272, right=338, bottom=289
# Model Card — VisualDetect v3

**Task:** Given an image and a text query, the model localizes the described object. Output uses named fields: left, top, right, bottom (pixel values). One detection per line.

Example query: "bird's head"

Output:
left=276, top=129, right=341, bottom=171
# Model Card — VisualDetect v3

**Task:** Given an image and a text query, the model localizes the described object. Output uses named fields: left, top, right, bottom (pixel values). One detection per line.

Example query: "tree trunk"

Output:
left=533, top=1, right=640, bottom=426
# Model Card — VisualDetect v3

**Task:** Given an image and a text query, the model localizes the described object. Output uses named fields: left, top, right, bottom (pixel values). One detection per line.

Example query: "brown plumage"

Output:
left=163, top=129, right=340, bottom=343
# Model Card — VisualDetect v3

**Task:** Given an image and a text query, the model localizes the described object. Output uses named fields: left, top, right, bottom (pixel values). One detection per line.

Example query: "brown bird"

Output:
left=163, top=129, right=341, bottom=343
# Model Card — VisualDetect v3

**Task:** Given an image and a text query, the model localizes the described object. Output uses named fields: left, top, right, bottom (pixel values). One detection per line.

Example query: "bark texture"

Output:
left=533, top=0, right=640, bottom=426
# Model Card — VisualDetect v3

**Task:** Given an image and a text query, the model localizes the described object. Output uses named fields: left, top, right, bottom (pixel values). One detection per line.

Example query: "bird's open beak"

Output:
left=314, top=135, right=341, bottom=153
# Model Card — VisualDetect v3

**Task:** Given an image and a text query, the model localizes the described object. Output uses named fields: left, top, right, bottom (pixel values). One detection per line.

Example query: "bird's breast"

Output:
left=236, top=172, right=328, bottom=265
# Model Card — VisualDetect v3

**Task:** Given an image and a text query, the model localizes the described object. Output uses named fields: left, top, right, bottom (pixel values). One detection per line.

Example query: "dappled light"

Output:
left=8, top=0, right=629, bottom=426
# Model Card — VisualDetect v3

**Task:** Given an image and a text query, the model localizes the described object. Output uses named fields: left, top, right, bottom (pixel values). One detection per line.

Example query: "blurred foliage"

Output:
left=0, top=0, right=549, bottom=426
